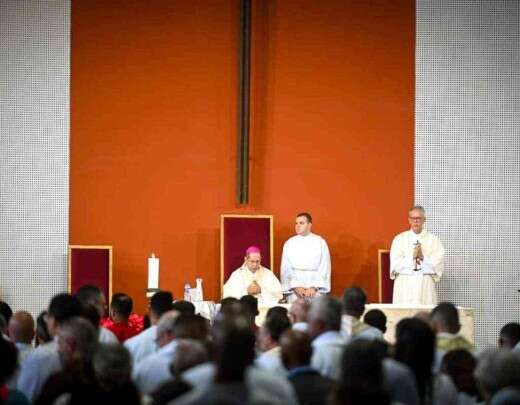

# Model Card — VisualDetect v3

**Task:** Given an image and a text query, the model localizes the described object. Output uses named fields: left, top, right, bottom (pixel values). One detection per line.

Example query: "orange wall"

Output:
left=70, top=0, right=415, bottom=314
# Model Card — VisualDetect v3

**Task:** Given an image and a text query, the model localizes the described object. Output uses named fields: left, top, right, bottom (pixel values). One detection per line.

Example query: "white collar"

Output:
left=312, top=330, right=342, bottom=346
left=409, top=228, right=427, bottom=238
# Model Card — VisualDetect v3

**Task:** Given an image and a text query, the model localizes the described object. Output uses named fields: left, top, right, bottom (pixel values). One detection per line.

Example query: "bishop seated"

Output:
left=223, top=246, right=283, bottom=307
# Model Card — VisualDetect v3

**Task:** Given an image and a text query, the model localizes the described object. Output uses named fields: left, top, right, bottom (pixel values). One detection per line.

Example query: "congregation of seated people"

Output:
left=1, top=287, right=520, bottom=405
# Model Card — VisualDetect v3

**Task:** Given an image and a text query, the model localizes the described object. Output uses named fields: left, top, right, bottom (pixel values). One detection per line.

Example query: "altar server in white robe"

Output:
left=223, top=246, right=283, bottom=307
left=390, top=205, right=445, bottom=305
left=281, top=213, right=331, bottom=303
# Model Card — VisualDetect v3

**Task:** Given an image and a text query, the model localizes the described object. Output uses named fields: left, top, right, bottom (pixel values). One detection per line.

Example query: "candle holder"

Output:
left=145, top=287, right=161, bottom=298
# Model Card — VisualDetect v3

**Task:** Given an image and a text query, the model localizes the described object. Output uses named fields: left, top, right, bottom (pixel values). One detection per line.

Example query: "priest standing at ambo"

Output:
left=390, top=206, right=445, bottom=305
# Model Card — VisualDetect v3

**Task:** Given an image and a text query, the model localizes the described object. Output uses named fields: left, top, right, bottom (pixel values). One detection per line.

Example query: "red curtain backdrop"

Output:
left=70, top=0, right=415, bottom=314
left=222, top=216, right=272, bottom=283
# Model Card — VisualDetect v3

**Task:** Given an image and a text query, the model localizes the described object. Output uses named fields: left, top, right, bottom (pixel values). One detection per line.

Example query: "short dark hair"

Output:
left=280, top=329, right=313, bottom=369
left=395, top=318, right=435, bottom=402
left=172, top=300, right=196, bottom=316
left=82, top=304, right=101, bottom=329
left=111, top=293, right=133, bottom=318
left=212, top=316, right=256, bottom=382
left=266, top=306, right=288, bottom=320
left=0, top=301, right=13, bottom=326
left=364, top=309, right=387, bottom=333
left=336, top=339, right=389, bottom=404
left=36, top=311, right=52, bottom=344
left=150, top=291, right=174, bottom=318
left=296, top=212, right=312, bottom=223
left=76, top=285, right=104, bottom=307
left=500, top=323, right=520, bottom=347
left=221, top=297, right=240, bottom=307
left=342, top=286, right=367, bottom=318
left=430, top=302, right=460, bottom=333
left=441, top=349, right=478, bottom=397
left=218, top=297, right=245, bottom=320
left=264, top=312, right=291, bottom=342
left=0, top=338, right=18, bottom=384
left=48, top=293, right=83, bottom=325
left=239, top=295, right=259, bottom=318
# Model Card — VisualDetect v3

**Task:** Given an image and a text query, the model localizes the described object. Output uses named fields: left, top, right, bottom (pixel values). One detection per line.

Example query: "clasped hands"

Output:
left=294, top=287, right=317, bottom=298
left=247, top=281, right=261, bottom=295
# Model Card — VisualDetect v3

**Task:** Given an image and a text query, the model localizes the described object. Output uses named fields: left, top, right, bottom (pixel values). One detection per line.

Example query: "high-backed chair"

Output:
left=220, top=214, right=273, bottom=299
left=68, top=245, right=112, bottom=304
left=378, top=249, right=393, bottom=303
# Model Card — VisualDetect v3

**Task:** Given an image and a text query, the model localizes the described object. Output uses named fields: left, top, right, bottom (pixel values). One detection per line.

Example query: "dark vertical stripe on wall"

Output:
left=237, top=0, right=251, bottom=204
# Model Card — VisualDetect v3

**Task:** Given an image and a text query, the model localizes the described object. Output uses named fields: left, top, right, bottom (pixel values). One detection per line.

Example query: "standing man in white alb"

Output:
left=390, top=205, right=445, bottom=305
left=281, top=212, right=331, bottom=303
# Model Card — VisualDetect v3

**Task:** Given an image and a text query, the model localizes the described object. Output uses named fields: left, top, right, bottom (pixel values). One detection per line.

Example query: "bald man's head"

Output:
left=8, top=311, right=35, bottom=344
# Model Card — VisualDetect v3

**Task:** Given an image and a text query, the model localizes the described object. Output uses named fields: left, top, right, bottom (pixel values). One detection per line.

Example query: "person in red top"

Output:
left=102, top=293, right=142, bottom=343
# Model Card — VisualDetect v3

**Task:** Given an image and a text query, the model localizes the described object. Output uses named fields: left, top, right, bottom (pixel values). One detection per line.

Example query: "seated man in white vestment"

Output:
left=390, top=205, right=445, bottom=305
left=223, top=246, right=283, bottom=307
left=281, top=213, right=331, bottom=303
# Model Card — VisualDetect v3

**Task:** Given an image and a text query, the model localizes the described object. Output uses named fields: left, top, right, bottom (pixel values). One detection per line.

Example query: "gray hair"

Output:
left=93, top=343, right=132, bottom=390
left=474, top=349, right=520, bottom=399
left=308, top=296, right=342, bottom=331
left=156, top=310, right=180, bottom=338
left=170, top=339, right=208, bottom=377
left=58, top=316, right=98, bottom=361
left=409, top=205, right=426, bottom=216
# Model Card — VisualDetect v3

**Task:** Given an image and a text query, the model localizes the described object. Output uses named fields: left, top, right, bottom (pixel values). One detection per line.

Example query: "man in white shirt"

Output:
left=255, top=311, right=291, bottom=375
left=431, top=302, right=473, bottom=373
left=281, top=213, right=331, bottom=303
left=177, top=314, right=299, bottom=405
left=132, top=310, right=179, bottom=394
left=340, top=287, right=384, bottom=341
left=7, top=311, right=34, bottom=389
left=390, top=206, right=445, bottom=305
left=75, top=285, right=118, bottom=343
left=308, top=296, right=345, bottom=381
left=223, top=246, right=283, bottom=307
left=124, top=290, right=174, bottom=363
left=17, top=294, right=83, bottom=402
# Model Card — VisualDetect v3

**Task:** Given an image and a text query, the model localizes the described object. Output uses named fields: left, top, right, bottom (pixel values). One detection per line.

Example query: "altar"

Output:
left=364, top=304, right=475, bottom=344
left=192, top=301, right=475, bottom=344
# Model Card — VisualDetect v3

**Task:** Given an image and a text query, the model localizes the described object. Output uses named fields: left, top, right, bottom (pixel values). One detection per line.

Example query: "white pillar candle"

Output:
left=148, top=253, right=159, bottom=289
